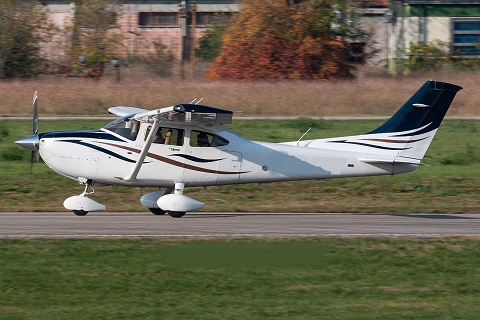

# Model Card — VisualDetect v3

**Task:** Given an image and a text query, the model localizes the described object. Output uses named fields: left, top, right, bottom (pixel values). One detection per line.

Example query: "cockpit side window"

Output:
left=103, top=115, right=138, bottom=141
left=145, top=127, right=184, bottom=146
left=190, top=130, right=229, bottom=147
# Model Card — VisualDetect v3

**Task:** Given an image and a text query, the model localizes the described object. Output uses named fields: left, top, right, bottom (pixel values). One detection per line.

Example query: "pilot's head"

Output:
left=197, top=133, right=209, bottom=146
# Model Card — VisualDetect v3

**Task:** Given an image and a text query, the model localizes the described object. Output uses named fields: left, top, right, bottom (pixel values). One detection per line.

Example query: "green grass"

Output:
left=1, top=119, right=479, bottom=213
left=1, top=238, right=480, bottom=319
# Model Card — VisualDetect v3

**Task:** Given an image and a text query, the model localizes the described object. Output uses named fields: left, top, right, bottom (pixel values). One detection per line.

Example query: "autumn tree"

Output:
left=204, top=0, right=359, bottom=80
left=0, top=0, right=54, bottom=79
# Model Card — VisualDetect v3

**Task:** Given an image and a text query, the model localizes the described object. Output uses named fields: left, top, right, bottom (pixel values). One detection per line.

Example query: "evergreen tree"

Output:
left=0, top=0, right=53, bottom=78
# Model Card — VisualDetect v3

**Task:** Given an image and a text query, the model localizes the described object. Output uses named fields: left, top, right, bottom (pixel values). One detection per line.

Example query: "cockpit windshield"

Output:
left=103, top=114, right=140, bottom=141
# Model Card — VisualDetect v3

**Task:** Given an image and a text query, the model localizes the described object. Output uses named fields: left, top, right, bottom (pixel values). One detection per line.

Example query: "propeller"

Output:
left=33, top=91, right=38, bottom=135
left=15, top=92, right=40, bottom=174
left=31, top=91, right=40, bottom=165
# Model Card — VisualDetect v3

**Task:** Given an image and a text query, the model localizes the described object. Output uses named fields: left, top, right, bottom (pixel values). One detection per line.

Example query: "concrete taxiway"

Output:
left=0, top=212, right=479, bottom=238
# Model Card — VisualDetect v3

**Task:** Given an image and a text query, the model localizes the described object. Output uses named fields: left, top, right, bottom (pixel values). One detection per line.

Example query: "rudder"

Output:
left=369, top=80, right=462, bottom=135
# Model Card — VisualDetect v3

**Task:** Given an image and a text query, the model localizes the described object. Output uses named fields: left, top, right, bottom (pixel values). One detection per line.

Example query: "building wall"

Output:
left=428, top=17, right=451, bottom=43
left=387, top=1, right=480, bottom=73
left=359, top=10, right=389, bottom=65
left=42, top=0, right=239, bottom=65
left=41, top=1, right=388, bottom=69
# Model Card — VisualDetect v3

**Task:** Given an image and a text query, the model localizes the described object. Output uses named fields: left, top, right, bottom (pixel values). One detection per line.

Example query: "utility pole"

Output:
left=191, top=0, right=197, bottom=79
left=179, top=2, right=187, bottom=80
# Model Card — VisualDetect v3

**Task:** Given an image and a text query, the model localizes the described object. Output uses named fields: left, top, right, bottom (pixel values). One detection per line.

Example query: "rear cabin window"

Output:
left=190, top=130, right=229, bottom=147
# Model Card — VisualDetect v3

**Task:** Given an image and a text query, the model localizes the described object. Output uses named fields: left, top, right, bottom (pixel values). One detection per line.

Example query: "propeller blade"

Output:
left=30, top=150, right=40, bottom=175
left=31, top=91, right=39, bottom=174
left=31, top=150, right=40, bottom=163
left=33, top=91, right=38, bottom=135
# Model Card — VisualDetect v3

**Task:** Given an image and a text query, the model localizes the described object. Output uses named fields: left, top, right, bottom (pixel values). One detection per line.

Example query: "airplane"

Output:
left=15, top=80, right=462, bottom=217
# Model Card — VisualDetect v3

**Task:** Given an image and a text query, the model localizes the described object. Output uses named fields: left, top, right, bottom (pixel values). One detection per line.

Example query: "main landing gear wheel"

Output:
left=73, top=210, right=88, bottom=216
left=168, top=211, right=186, bottom=218
left=149, top=208, right=166, bottom=215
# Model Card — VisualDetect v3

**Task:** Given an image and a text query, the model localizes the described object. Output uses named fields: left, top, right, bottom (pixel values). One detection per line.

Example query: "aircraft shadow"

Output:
left=384, top=214, right=478, bottom=220
left=183, top=214, right=238, bottom=219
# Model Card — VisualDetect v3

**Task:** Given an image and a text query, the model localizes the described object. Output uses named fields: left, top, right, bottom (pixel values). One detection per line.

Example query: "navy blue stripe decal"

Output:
left=170, top=154, right=224, bottom=163
left=59, top=140, right=148, bottom=164
left=328, top=140, right=411, bottom=151
left=43, top=130, right=125, bottom=142
left=392, top=127, right=434, bottom=137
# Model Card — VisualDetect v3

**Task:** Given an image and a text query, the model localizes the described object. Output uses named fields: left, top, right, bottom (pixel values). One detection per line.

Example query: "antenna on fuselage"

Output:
left=189, top=98, right=204, bottom=105
left=190, top=98, right=203, bottom=105
left=296, top=127, right=312, bottom=146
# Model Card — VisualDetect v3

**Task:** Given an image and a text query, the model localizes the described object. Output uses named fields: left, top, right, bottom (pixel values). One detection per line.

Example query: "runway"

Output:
left=0, top=212, right=479, bottom=239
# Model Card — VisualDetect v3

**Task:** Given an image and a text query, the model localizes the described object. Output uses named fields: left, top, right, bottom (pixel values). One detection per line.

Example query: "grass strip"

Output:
left=1, top=119, right=479, bottom=213
left=1, top=238, right=480, bottom=319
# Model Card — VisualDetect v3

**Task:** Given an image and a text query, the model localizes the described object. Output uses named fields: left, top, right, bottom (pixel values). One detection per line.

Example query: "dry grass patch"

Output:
left=1, top=71, right=478, bottom=117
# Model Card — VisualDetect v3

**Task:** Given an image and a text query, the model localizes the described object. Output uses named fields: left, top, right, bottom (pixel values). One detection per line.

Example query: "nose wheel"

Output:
left=63, top=180, right=106, bottom=216
left=73, top=210, right=89, bottom=216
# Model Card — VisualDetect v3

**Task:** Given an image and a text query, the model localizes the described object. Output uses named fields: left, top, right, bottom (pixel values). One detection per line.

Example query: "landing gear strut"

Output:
left=141, top=183, right=204, bottom=218
left=156, top=182, right=204, bottom=218
left=63, top=180, right=106, bottom=216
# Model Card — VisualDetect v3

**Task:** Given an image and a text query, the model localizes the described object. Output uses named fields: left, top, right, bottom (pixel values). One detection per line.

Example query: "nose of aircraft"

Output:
left=15, top=134, right=40, bottom=152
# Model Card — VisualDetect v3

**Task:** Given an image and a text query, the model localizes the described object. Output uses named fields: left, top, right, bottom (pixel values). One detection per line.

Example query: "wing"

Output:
left=133, top=103, right=233, bottom=130
left=108, top=106, right=149, bottom=117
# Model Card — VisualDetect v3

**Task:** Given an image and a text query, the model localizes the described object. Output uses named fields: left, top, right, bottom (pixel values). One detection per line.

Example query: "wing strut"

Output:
left=123, top=116, right=161, bottom=182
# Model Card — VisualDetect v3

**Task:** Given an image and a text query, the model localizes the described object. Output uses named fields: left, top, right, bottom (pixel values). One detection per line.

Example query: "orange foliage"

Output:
left=204, top=0, right=353, bottom=81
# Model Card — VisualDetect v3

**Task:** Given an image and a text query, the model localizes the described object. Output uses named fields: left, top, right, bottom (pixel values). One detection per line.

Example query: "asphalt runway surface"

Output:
left=1, top=212, right=479, bottom=239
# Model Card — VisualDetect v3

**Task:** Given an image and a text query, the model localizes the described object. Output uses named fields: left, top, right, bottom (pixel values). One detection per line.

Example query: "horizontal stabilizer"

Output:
left=360, top=158, right=422, bottom=165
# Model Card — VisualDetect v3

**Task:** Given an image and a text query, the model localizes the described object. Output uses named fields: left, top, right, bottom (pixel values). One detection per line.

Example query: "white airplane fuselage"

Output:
left=39, top=122, right=418, bottom=188
left=15, top=80, right=463, bottom=216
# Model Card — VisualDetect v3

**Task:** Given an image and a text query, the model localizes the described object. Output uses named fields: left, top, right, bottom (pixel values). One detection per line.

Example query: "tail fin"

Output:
left=369, top=80, right=462, bottom=135
left=356, top=80, right=462, bottom=165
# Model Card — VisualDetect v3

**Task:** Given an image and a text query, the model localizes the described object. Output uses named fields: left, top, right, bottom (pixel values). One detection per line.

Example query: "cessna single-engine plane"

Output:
left=15, top=80, right=462, bottom=217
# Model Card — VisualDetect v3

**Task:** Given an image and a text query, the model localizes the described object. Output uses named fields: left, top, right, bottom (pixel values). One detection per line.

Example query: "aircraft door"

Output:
left=136, top=125, right=186, bottom=181
left=184, top=130, right=241, bottom=185
left=216, top=150, right=242, bottom=184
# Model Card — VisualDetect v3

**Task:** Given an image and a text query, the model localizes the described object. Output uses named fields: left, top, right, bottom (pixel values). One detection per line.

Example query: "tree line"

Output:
left=1, top=0, right=477, bottom=80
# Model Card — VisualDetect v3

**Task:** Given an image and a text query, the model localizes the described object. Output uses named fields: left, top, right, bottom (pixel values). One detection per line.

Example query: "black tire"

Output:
left=168, top=211, right=186, bottom=218
left=73, top=210, right=88, bottom=216
left=149, top=208, right=166, bottom=215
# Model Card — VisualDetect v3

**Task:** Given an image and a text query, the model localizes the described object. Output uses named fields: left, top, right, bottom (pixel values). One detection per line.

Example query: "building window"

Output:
left=452, top=19, right=480, bottom=56
left=197, top=12, right=215, bottom=25
left=188, top=12, right=232, bottom=26
left=139, top=12, right=178, bottom=27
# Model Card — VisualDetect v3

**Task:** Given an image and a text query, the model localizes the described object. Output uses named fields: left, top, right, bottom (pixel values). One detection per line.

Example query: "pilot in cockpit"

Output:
left=152, top=128, right=164, bottom=144
left=196, top=132, right=210, bottom=147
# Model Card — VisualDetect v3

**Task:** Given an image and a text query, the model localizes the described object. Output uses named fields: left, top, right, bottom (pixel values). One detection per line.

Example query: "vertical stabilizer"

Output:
left=357, top=80, right=462, bottom=163
left=369, top=80, right=462, bottom=135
